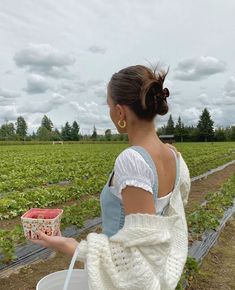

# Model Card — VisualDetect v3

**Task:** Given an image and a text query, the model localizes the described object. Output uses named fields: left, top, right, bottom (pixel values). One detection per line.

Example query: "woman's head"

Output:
left=107, top=64, right=170, bottom=133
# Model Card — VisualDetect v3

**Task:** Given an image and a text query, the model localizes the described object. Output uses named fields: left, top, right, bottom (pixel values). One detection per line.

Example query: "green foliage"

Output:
left=61, top=122, right=72, bottom=141
left=0, top=122, right=16, bottom=141
left=0, top=198, right=101, bottom=264
left=165, top=114, right=175, bottom=134
left=71, top=121, right=80, bottom=141
left=41, top=115, right=53, bottom=132
left=91, top=125, right=97, bottom=140
left=0, top=143, right=235, bottom=268
left=197, top=108, right=214, bottom=142
left=187, top=175, right=235, bottom=239
left=105, top=129, right=112, bottom=141
left=16, top=116, right=27, bottom=140
left=176, top=256, right=199, bottom=289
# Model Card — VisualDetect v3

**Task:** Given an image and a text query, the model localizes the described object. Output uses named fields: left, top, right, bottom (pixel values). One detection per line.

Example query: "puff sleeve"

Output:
left=113, top=148, right=155, bottom=199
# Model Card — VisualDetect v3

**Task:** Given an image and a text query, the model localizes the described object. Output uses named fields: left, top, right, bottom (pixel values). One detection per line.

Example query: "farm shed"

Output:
left=159, top=134, right=175, bottom=144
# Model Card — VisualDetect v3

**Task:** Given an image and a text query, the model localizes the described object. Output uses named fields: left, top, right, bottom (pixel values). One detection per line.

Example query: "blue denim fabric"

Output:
left=100, top=145, right=179, bottom=237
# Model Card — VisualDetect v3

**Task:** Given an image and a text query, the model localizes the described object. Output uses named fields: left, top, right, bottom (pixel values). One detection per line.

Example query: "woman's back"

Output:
left=107, top=143, right=180, bottom=219
left=138, top=143, right=178, bottom=198
left=109, top=143, right=179, bottom=199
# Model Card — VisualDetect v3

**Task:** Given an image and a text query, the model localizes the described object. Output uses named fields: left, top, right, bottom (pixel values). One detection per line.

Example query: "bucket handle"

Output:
left=63, top=244, right=87, bottom=290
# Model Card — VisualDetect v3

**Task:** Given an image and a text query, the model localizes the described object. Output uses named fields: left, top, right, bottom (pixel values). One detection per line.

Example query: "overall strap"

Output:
left=130, top=146, right=158, bottom=203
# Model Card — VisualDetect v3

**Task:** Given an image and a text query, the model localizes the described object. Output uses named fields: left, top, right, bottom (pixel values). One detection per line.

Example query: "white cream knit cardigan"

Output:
left=76, top=152, right=191, bottom=290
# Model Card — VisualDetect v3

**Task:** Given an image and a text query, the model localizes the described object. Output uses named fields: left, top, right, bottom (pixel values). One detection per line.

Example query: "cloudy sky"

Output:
left=0, top=0, right=235, bottom=134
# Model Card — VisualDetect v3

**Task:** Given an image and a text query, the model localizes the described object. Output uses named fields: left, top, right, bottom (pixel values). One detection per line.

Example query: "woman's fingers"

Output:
left=29, top=230, right=53, bottom=247
left=57, top=229, right=62, bottom=236
left=29, top=238, right=48, bottom=248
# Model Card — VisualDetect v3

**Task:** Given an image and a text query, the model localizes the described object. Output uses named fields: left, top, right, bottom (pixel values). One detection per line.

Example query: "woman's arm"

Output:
left=30, top=230, right=79, bottom=257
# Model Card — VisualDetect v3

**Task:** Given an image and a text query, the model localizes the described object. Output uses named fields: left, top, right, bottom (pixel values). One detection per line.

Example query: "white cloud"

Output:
left=0, top=105, right=18, bottom=122
left=18, top=93, right=66, bottom=114
left=174, top=56, right=226, bottom=81
left=0, top=1, right=235, bottom=130
left=87, top=45, right=106, bottom=54
left=24, top=74, right=50, bottom=94
left=0, top=88, right=20, bottom=98
left=14, top=43, right=75, bottom=79
left=69, top=101, right=110, bottom=125
left=224, top=76, right=235, bottom=97
left=181, top=107, right=201, bottom=124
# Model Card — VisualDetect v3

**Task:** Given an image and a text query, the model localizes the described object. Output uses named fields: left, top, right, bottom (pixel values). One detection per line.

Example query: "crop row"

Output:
left=0, top=197, right=100, bottom=264
left=0, top=143, right=235, bottom=193
left=1, top=172, right=235, bottom=267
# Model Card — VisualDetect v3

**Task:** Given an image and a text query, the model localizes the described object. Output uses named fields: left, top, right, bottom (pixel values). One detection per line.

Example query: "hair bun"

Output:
left=162, top=87, right=170, bottom=100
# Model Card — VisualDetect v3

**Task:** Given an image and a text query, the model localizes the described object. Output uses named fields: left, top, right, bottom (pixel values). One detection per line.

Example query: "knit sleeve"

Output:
left=113, top=148, right=154, bottom=199
left=179, top=154, right=191, bottom=206
left=75, top=213, right=186, bottom=290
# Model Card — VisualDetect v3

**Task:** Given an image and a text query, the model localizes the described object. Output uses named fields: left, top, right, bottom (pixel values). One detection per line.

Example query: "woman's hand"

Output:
left=165, top=143, right=180, bottom=157
left=29, top=230, right=79, bottom=257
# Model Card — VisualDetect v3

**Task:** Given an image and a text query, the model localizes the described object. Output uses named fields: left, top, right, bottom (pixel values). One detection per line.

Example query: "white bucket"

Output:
left=36, top=269, right=89, bottom=290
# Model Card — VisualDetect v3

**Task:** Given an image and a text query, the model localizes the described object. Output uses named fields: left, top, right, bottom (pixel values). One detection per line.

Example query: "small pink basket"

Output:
left=21, top=208, right=63, bottom=239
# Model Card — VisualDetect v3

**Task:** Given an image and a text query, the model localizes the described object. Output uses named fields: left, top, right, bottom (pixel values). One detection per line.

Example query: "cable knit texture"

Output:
left=76, top=152, right=191, bottom=290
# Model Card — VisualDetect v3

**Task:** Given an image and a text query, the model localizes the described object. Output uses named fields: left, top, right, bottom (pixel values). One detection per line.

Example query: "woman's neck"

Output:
left=127, top=121, right=161, bottom=147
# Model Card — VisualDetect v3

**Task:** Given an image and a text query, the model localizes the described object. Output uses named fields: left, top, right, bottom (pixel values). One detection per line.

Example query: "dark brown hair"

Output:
left=108, top=64, right=170, bottom=121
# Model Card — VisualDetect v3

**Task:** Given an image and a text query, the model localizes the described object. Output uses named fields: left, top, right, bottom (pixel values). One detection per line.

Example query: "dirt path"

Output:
left=188, top=215, right=235, bottom=290
left=0, top=162, right=235, bottom=290
left=186, top=163, right=235, bottom=213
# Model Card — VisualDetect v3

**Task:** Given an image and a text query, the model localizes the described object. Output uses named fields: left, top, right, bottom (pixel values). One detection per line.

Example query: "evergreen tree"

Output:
left=54, top=128, right=61, bottom=140
left=16, top=116, right=27, bottom=140
left=71, top=121, right=80, bottom=141
left=61, top=122, right=72, bottom=141
left=105, top=129, right=111, bottom=141
left=175, top=116, right=185, bottom=142
left=165, top=114, right=175, bottom=135
left=36, top=127, right=51, bottom=141
left=214, top=127, right=227, bottom=141
left=31, top=131, right=37, bottom=140
left=197, top=108, right=214, bottom=142
left=230, top=126, right=235, bottom=141
left=91, top=125, right=97, bottom=140
left=0, top=122, right=15, bottom=140
left=41, top=115, right=53, bottom=131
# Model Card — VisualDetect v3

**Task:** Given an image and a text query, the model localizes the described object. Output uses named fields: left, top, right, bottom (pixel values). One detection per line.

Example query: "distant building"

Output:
left=159, top=135, right=175, bottom=144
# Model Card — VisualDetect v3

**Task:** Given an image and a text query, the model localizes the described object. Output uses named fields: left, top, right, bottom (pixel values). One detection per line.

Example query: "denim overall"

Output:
left=100, top=145, right=179, bottom=238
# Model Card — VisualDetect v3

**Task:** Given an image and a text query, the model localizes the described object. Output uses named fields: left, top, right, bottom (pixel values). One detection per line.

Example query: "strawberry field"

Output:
left=0, top=141, right=235, bottom=288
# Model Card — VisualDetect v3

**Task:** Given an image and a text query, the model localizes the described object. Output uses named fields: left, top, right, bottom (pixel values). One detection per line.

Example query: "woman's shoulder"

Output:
left=114, top=147, right=154, bottom=180
left=115, top=147, right=149, bottom=168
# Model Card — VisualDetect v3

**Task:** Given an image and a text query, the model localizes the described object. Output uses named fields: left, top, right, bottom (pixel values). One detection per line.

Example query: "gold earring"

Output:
left=118, top=119, right=126, bottom=128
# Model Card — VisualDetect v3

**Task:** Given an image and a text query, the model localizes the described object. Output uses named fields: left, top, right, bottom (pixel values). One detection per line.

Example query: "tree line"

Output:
left=0, top=108, right=234, bottom=142
left=0, top=115, right=80, bottom=141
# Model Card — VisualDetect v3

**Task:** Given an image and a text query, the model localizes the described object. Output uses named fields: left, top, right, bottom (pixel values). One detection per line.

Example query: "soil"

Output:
left=185, top=163, right=235, bottom=214
left=0, top=226, right=103, bottom=290
left=0, top=162, right=235, bottom=290
left=188, top=215, right=235, bottom=290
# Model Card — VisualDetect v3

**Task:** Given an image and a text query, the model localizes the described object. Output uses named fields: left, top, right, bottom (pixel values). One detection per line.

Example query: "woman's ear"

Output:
left=116, top=104, right=126, bottom=119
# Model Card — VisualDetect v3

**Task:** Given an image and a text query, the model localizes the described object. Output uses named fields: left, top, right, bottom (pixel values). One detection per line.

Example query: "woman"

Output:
left=31, top=65, right=191, bottom=290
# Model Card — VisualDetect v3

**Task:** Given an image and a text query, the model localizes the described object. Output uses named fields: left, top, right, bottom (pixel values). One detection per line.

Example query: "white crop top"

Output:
left=109, top=147, right=177, bottom=215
